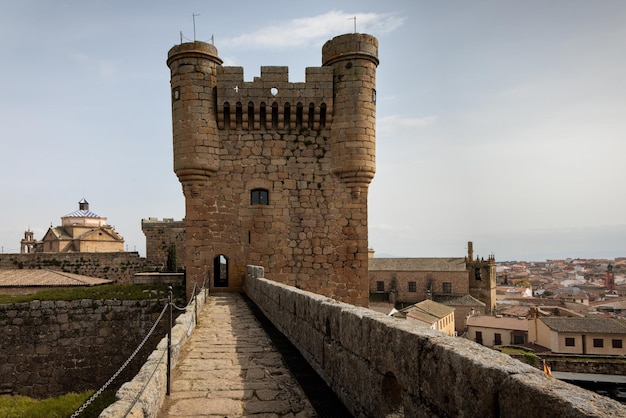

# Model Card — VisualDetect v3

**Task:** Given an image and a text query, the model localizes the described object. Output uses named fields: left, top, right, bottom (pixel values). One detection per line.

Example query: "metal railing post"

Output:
left=167, top=286, right=172, bottom=396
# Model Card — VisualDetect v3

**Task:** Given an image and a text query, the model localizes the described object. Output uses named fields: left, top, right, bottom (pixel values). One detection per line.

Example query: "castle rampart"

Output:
left=216, top=66, right=333, bottom=131
left=245, top=266, right=625, bottom=417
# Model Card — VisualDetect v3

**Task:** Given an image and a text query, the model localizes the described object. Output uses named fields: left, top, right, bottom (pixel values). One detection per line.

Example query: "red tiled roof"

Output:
left=0, top=269, right=111, bottom=287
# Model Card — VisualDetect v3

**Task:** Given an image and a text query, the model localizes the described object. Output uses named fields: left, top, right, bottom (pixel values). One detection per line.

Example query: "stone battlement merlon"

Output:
left=216, top=66, right=333, bottom=131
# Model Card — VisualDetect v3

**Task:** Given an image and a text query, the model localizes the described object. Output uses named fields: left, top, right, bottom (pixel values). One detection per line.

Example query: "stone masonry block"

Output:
left=336, top=305, right=376, bottom=359
left=217, top=66, right=244, bottom=82
left=365, top=314, right=407, bottom=375
left=418, top=335, right=534, bottom=417
left=499, top=372, right=626, bottom=418
left=260, top=66, right=289, bottom=82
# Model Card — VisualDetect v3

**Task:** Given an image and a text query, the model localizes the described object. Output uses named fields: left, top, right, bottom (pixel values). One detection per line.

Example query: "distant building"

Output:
left=369, top=241, right=497, bottom=314
left=21, top=199, right=124, bottom=253
left=393, top=299, right=456, bottom=336
left=434, top=294, right=486, bottom=335
left=466, top=315, right=529, bottom=347
left=529, top=317, right=626, bottom=355
left=553, top=292, right=589, bottom=306
left=606, top=264, right=616, bottom=292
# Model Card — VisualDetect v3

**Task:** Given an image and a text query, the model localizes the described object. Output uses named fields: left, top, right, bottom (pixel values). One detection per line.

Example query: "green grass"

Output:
left=500, top=347, right=538, bottom=365
left=0, top=284, right=186, bottom=304
left=500, top=347, right=530, bottom=355
left=0, top=390, right=116, bottom=418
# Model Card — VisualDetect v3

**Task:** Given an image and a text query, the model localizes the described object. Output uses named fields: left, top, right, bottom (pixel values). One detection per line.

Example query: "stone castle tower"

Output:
left=166, top=33, right=378, bottom=306
left=466, top=241, right=497, bottom=313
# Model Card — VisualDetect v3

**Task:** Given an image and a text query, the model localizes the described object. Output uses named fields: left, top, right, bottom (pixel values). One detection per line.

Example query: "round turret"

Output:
left=167, top=42, right=223, bottom=197
left=322, top=33, right=379, bottom=198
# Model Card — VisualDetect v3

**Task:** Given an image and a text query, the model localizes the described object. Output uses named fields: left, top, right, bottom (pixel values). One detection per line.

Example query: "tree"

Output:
left=166, top=244, right=178, bottom=273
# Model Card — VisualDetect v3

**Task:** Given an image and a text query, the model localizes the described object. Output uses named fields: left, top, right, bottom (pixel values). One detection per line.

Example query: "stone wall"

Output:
left=546, top=357, right=626, bottom=375
left=0, top=298, right=170, bottom=398
left=141, top=218, right=185, bottom=270
left=245, top=267, right=625, bottom=417
left=0, top=252, right=149, bottom=284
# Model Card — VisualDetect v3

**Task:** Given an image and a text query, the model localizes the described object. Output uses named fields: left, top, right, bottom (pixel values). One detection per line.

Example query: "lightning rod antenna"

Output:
left=348, top=16, right=357, bottom=33
left=193, top=13, right=200, bottom=41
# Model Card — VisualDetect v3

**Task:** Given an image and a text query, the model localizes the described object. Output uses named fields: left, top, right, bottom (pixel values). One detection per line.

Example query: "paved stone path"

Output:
left=158, top=293, right=316, bottom=417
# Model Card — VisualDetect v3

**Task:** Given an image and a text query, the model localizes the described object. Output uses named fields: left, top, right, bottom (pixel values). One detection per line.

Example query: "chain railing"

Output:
left=70, top=303, right=168, bottom=418
left=71, top=281, right=206, bottom=417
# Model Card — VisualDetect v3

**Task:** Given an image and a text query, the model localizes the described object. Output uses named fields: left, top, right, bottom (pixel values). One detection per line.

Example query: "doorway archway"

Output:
left=213, top=255, right=229, bottom=287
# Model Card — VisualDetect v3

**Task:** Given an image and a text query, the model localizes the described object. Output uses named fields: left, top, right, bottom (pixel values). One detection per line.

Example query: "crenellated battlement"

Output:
left=216, top=66, right=333, bottom=131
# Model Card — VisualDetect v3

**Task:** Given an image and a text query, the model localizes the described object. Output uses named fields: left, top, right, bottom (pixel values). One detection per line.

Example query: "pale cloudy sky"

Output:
left=1, top=1, right=624, bottom=261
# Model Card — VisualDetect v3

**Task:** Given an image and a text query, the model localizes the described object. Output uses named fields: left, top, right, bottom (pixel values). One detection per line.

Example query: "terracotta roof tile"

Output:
left=369, top=258, right=467, bottom=272
left=540, top=317, right=626, bottom=334
left=0, top=269, right=112, bottom=287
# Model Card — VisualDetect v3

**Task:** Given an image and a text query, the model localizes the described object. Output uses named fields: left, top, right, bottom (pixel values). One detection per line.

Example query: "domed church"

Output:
left=21, top=199, right=124, bottom=253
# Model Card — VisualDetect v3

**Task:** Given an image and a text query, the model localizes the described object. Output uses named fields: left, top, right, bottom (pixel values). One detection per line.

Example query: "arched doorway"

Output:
left=213, top=254, right=229, bottom=288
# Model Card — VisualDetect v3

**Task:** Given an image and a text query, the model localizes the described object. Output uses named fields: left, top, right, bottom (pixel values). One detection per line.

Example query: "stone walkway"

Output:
left=158, top=293, right=316, bottom=417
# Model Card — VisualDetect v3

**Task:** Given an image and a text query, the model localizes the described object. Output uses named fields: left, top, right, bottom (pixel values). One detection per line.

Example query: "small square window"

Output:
left=612, top=339, right=622, bottom=349
left=442, top=282, right=452, bottom=294
left=565, top=337, right=575, bottom=347
left=408, top=281, right=417, bottom=292
left=251, top=189, right=269, bottom=205
left=593, top=338, right=603, bottom=348
left=376, top=281, right=384, bottom=292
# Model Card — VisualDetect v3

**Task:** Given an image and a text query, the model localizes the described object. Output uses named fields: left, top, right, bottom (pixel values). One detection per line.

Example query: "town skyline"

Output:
left=1, top=1, right=624, bottom=262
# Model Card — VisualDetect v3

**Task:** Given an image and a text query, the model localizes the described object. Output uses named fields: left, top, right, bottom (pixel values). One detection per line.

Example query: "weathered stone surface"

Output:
left=500, top=372, right=626, bottom=418
left=101, top=291, right=205, bottom=418
left=156, top=294, right=316, bottom=417
left=0, top=298, right=170, bottom=397
left=246, top=271, right=626, bottom=418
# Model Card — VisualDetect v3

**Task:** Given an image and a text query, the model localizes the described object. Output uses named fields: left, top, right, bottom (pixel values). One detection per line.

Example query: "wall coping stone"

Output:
left=245, top=270, right=626, bottom=417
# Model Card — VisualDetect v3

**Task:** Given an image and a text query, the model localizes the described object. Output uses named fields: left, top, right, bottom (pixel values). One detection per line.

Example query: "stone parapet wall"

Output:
left=0, top=298, right=169, bottom=398
left=0, top=252, right=149, bottom=284
left=245, top=267, right=625, bottom=417
left=99, top=290, right=206, bottom=418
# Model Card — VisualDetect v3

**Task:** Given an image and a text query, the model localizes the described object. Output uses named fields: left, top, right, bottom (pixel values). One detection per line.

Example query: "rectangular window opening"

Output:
left=251, top=189, right=269, bottom=205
